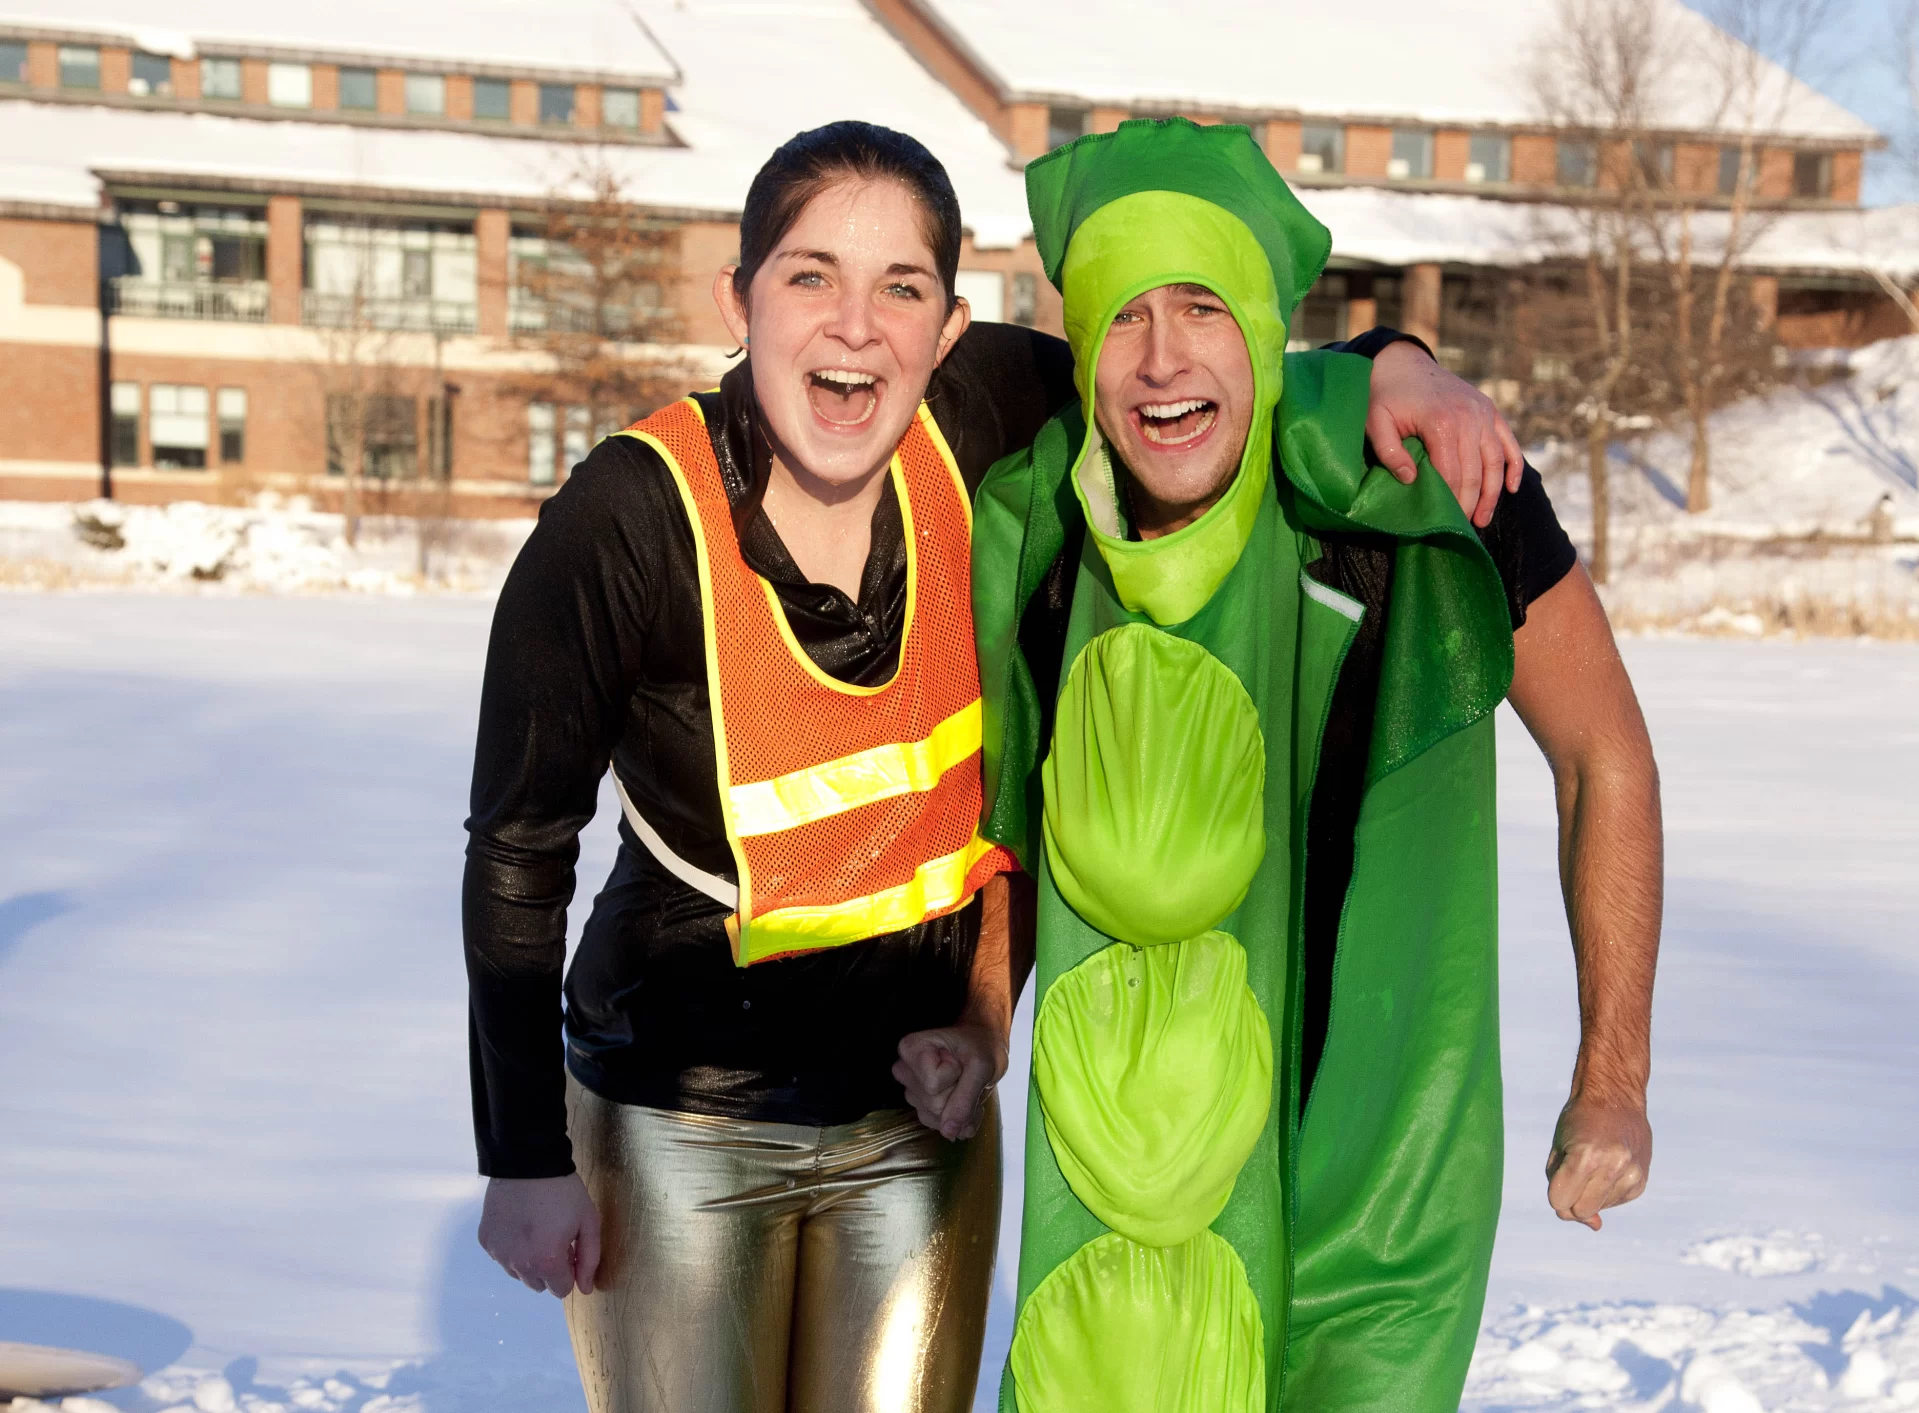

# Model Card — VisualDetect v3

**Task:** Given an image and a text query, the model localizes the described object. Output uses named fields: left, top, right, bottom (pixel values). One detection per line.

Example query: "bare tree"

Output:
left=1528, top=0, right=1678, bottom=582
left=1650, top=0, right=1836, bottom=512
left=511, top=153, right=699, bottom=468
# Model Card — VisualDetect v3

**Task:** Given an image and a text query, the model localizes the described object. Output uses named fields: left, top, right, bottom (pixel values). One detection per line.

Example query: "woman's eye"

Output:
left=885, top=282, right=924, bottom=300
left=790, top=270, right=825, bottom=287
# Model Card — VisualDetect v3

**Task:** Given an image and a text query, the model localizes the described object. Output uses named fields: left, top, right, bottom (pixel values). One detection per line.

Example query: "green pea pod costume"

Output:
left=973, top=120, right=1517, bottom=1412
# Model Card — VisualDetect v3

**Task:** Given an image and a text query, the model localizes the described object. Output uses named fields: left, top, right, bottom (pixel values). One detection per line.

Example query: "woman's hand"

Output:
left=1366, top=339, right=1525, bottom=528
left=894, top=1023, right=1006, bottom=1142
left=478, top=1173, right=602, bottom=1298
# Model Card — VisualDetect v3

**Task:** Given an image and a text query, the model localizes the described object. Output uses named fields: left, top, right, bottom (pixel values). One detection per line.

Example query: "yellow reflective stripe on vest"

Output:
left=737, top=831, right=1000, bottom=964
left=727, top=699, right=983, bottom=839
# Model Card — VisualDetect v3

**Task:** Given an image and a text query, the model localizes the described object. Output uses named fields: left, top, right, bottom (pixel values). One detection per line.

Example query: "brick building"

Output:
left=0, top=0, right=1909, bottom=514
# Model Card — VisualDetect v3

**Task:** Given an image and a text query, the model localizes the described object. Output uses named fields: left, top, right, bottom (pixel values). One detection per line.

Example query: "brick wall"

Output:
left=640, top=87, right=665, bottom=134
left=1831, top=149, right=1862, bottom=204
left=1007, top=103, right=1050, bottom=160
left=445, top=74, right=473, bottom=121
left=171, top=55, right=200, bottom=100
left=376, top=68, right=405, bottom=116
left=100, top=46, right=131, bottom=94
left=0, top=217, right=99, bottom=305
left=510, top=78, right=537, bottom=126
left=1346, top=125, right=1391, bottom=178
left=0, top=343, right=97, bottom=465
left=1512, top=134, right=1556, bottom=185
left=1264, top=120, right=1302, bottom=174
left=312, top=63, right=339, bottom=110
left=241, top=58, right=269, bottom=105
left=1433, top=129, right=1469, bottom=181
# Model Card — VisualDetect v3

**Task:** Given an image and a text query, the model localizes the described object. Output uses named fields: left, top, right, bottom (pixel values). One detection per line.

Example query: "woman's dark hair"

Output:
left=733, top=121, right=963, bottom=309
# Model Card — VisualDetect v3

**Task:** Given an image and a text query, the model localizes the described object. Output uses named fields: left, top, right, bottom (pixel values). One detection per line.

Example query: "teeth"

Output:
left=1140, top=399, right=1210, bottom=418
left=1139, top=405, right=1216, bottom=445
left=814, top=369, right=877, bottom=386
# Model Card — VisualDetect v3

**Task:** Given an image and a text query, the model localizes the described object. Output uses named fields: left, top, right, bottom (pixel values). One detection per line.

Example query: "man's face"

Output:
left=1091, top=282, right=1256, bottom=538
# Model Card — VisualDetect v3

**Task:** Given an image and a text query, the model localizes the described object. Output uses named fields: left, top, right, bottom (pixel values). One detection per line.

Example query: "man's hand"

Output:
left=1546, top=1097, right=1652, bottom=1230
left=478, top=1172, right=601, bottom=1298
left=894, top=1023, right=1006, bottom=1142
left=1366, top=339, right=1524, bottom=528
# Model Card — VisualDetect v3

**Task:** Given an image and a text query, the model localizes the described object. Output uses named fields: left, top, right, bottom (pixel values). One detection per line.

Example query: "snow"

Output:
left=0, top=498, right=533, bottom=595
left=0, top=0, right=678, bottom=81
left=1, top=595, right=1916, bottom=1412
left=0, top=0, right=1036, bottom=250
left=916, top=0, right=1877, bottom=139
left=1535, top=335, right=1919, bottom=636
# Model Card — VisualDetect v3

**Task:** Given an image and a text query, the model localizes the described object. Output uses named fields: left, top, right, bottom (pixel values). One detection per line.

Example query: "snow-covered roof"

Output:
left=0, top=0, right=1036, bottom=247
left=0, top=0, right=679, bottom=82
left=915, top=0, right=1880, bottom=141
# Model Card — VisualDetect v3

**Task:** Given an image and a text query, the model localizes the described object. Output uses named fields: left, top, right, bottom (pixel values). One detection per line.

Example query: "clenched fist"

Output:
left=1546, top=1098, right=1652, bottom=1231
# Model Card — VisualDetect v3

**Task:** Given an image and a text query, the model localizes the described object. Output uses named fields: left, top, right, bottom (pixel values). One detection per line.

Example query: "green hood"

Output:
left=1025, top=119, right=1334, bottom=625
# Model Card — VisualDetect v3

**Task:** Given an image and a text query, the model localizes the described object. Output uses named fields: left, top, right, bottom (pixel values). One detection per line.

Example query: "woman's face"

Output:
left=716, top=177, right=969, bottom=490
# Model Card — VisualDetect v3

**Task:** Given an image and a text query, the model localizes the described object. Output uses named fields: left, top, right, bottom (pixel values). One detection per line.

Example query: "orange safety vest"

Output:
left=615, top=396, right=1014, bottom=967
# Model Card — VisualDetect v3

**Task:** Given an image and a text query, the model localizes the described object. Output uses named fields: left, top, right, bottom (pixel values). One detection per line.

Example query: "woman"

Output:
left=463, top=120, right=1520, bottom=1413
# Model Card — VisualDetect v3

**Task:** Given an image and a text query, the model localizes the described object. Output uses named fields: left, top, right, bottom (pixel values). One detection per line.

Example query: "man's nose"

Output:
left=1136, top=318, right=1187, bottom=387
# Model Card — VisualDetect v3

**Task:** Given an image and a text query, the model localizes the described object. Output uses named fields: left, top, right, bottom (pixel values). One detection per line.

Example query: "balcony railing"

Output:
left=302, top=291, right=478, bottom=334
left=109, top=278, right=270, bottom=323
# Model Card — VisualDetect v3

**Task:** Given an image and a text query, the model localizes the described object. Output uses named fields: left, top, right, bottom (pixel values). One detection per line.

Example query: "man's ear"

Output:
left=713, top=265, right=749, bottom=348
left=935, top=294, right=973, bottom=367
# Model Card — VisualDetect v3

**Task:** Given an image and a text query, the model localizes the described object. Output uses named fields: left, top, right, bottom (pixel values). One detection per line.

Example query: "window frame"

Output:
left=1299, top=123, right=1345, bottom=176
left=149, top=383, right=211, bottom=470
left=473, top=76, right=511, bottom=121
left=1792, top=150, right=1832, bottom=200
left=216, top=387, right=247, bottom=464
left=527, top=401, right=557, bottom=485
left=538, top=82, right=575, bottom=125
left=58, top=45, right=101, bottom=90
left=0, top=40, right=27, bottom=85
left=1389, top=128, right=1434, bottom=181
left=130, top=51, right=173, bottom=96
left=1466, top=132, right=1510, bottom=184
left=267, top=62, right=311, bottom=109
left=601, top=86, right=640, bottom=129
left=1046, top=105, right=1089, bottom=152
left=338, top=66, right=377, bottom=111
left=405, top=72, right=447, bottom=116
left=110, top=382, right=142, bottom=468
left=200, top=57, right=242, bottom=101
left=1556, top=138, right=1598, bottom=189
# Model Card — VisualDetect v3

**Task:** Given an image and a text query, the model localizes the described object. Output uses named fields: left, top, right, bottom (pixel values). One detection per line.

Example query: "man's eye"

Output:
left=1113, top=310, right=1142, bottom=325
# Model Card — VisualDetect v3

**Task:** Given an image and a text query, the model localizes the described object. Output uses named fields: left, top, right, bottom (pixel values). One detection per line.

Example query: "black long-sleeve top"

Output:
left=461, top=323, right=1573, bottom=1178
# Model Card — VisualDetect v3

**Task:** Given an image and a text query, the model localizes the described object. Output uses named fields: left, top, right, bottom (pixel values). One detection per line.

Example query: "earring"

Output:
left=742, top=335, right=751, bottom=347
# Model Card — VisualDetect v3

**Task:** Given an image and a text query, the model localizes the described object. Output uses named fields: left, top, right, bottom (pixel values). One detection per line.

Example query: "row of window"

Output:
left=110, top=382, right=246, bottom=469
left=1044, top=107, right=1840, bottom=199
left=0, top=39, right=653, bottom=130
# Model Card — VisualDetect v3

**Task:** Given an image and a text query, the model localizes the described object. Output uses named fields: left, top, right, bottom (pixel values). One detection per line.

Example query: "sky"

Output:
left=1682, top=0, right=1918, bottom=204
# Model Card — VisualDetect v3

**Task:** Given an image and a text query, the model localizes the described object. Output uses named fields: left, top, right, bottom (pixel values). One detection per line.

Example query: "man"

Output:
left=966, top=119, right=1661, bottom=1411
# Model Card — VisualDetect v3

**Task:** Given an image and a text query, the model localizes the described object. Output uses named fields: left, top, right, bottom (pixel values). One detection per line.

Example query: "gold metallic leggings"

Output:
left=563, top=1076, right=1000, bottom=1413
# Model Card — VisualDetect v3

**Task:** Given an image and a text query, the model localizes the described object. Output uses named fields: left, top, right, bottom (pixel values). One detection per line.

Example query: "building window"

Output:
left=1718, top=145, right=1747, bottom=196
left=1633, top=140, right=1673, bottom=189
left=201, top=57, right=241, bottom=99
left=130, top=52, right=173, bottom=97
left=1466, top=133, right=1510, bottom=183
left=0, top=41, right=27, bottom=84
left=217, top=388, right=247, bottom=463
left=200, top=57, right=241, bottom=100
left=1388, top=129, right=1433, bottom=180
left=473, top=76, right=510, bottom=120
left=113, top=204, right=270, bottom=321
left=339, top=66, right=376, bottom=110
left=527, top=402, right=557, bottom=485
left=59, top=45, right=100, bottom=89
left=1010, top=271, right=1039, bottom=327
left=1557, top=139, right=1598, bottom=188
left=539, top=83, right=575, bottom=124
left=563, top=405, right=590, bottom=472
left=1792, top=151, right=1832, bottom=199
left=1289, top=273, right=1349, bottom=350
left=267, top=62, right=311, bottom=108
left=1299, top=123, right=1344, bottom=175
left=305, top=219, right=479, bottom=332
left=602, top=86, right=640, bottom=128
left=150, top=384, right=210, bottom=469
left=955, top=270, right=1005, bottom=323
left=405, top=73, right=445, bottom=115
left=1047, top=106, right=1089, bottom=151
left=110, top=382, right=141, bottom=467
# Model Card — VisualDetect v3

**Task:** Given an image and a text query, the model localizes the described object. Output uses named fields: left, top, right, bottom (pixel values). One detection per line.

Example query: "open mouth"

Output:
left=1135, top=398, right=1217, bottom=447
left=806, top=369, right=881, bottom=429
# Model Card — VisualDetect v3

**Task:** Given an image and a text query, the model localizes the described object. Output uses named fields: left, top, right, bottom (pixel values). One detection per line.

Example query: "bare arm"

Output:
left=1506, top=564, right=1663, bottom=1230
left=894, top=871, right=1038, bottom=1141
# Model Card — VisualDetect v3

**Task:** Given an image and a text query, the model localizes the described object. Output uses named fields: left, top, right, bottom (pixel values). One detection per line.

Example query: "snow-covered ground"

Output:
left=2, top=597, right=1915, bottom=1412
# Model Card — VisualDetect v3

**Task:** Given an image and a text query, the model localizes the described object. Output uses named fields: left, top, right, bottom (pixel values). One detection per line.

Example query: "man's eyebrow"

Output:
left=1169, top=282, right=1220, bottom=298
left=776, top=248, right=838, bottom=266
